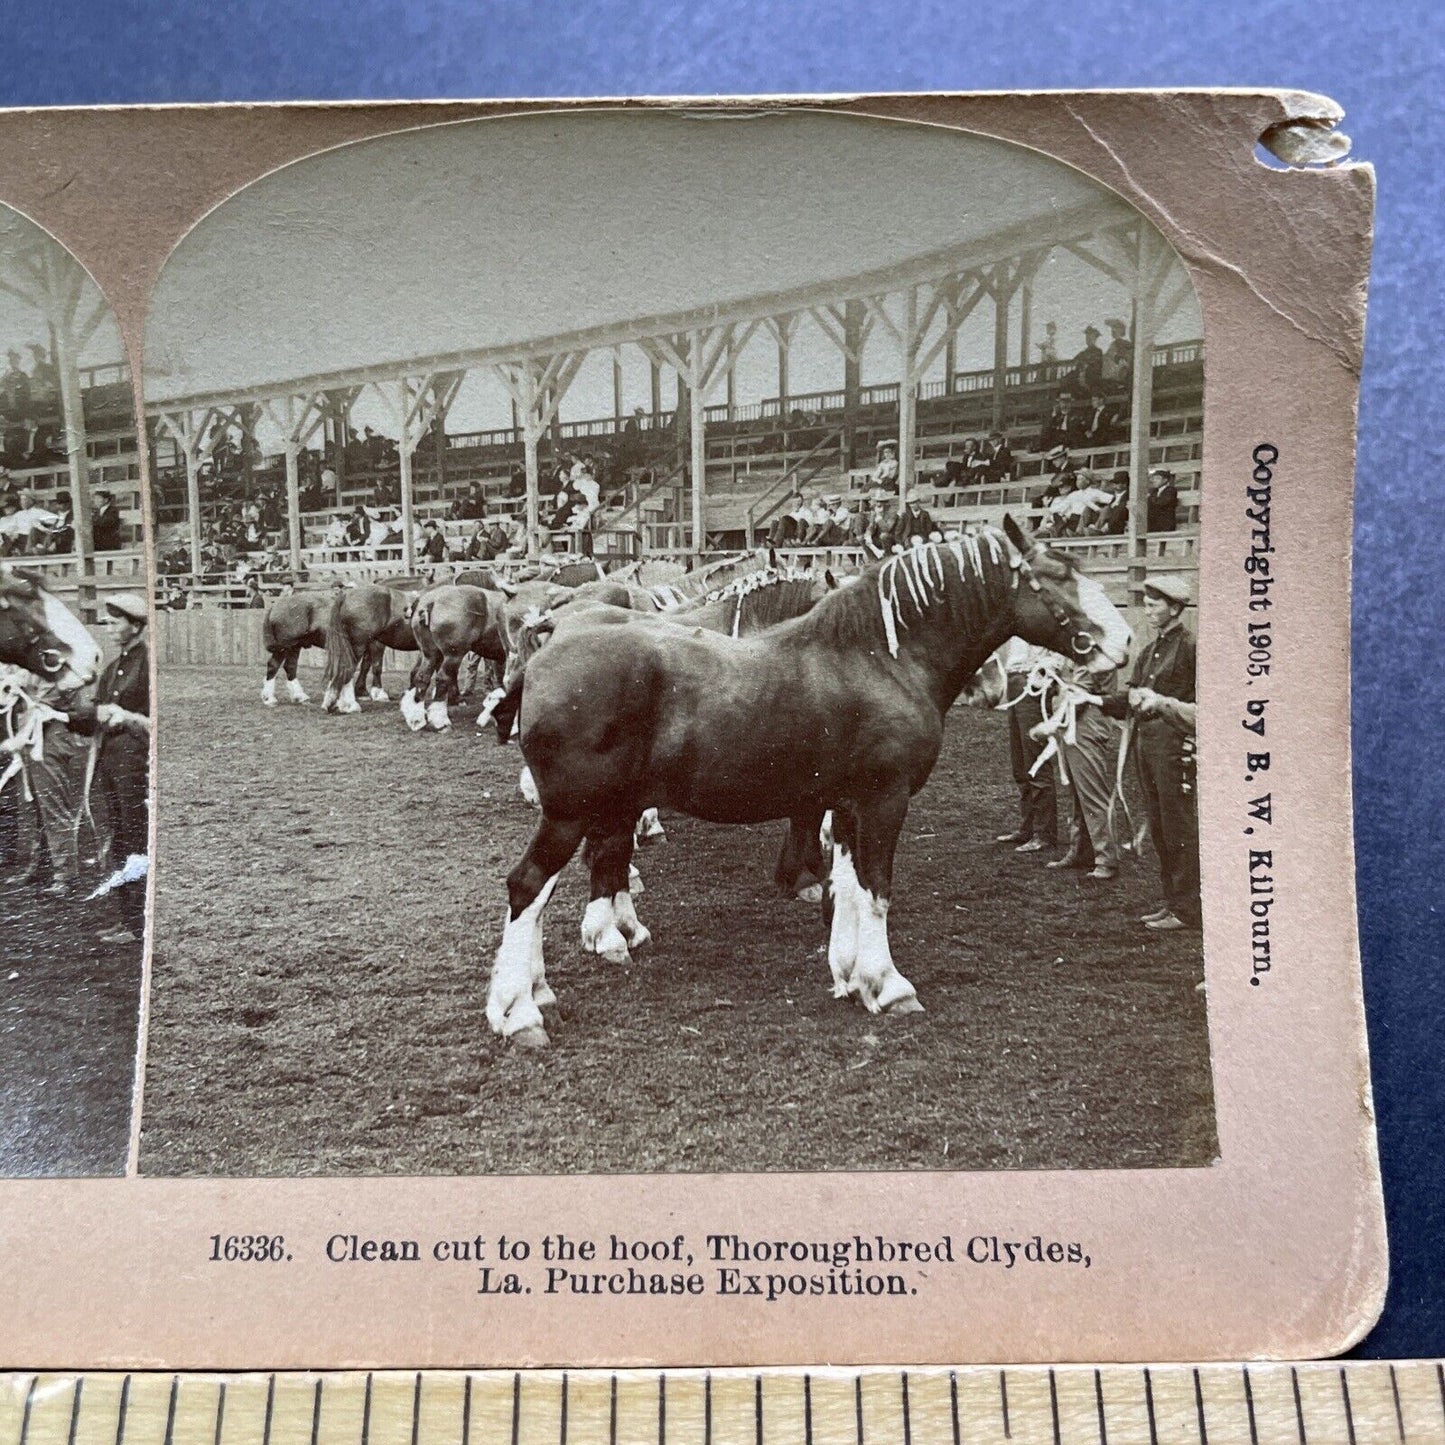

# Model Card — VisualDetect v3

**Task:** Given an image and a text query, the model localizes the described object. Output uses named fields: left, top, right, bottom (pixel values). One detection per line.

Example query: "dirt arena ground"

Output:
left=140, top=662, right=1216, bottom=1176
left=0, top=886, right=142, bottom=1176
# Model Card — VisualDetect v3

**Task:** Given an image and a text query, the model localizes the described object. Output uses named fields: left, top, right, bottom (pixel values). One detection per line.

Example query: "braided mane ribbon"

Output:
left=0, top=669, right=67, bottom=801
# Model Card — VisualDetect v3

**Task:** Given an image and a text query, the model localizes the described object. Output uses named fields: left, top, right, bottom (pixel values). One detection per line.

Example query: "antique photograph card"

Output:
left=0, top=91, right=1384, bottom=1366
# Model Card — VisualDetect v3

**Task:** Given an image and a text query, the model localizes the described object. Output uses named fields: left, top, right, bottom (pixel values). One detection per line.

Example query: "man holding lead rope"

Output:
left=1102, top=574, right=1199, bottom=932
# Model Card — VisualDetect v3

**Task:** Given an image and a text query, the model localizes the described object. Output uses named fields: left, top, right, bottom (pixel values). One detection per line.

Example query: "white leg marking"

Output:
left=628, top=861, right=645, bottom=896
left=369, top=684, right=391, bottom=702
left=853, top=890, right=921, bottom=1014
left=519, top=766, right=541, bottom=808
left=477, top=686, right=506, bottom=730
left=321, top=683, right=338, bottom=711
left=613, top=890, right=650, bottom=950
left=636, top=807, right=666, bottom=843
left=400, top=687, right=426, bottom=731
left=261, top=677, right=278, bottom=707
left=286, top=677, right=310, bottom=704
left=426, top=698, right=452, bottom=731
left=487, top=874, right=558, bottom=1039
left=796, top=882, right=824, bottom=904
left=581, top=895, right=630, bottom=964
left=827, top=848, right=862, bottom=999
left=336, top=679, right=361, bottom=714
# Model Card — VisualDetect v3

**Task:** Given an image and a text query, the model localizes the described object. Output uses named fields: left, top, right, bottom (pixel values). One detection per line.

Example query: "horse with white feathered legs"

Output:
left=400, top=583, right=510, bottom=732
left=485, top=518, right=1133, bottom=1047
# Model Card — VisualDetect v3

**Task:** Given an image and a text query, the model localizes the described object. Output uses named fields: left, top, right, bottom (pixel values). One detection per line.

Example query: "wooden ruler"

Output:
left=3, top=1364, right=1441, bottom=1445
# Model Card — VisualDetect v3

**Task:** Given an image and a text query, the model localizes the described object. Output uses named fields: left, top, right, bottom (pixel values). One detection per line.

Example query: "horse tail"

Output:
left=260, top=603, right=279, bottom=654
left=320, top=595, right=357, bottom=695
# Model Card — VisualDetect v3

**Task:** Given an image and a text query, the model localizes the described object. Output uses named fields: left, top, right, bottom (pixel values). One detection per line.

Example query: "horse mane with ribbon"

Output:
left=873, top=531, right=1015, bottom=658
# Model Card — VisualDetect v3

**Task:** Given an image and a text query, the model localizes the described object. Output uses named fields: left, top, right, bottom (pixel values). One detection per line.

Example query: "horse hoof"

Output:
left=261, top=695, right=278, bottom=708
left=510, top=1025, right=551, bottom=1049
left=600, top=944, right=631, bottom=966
left=626, top=924, right=651, bottom=951
left=796, top=883, right=824, bottom=904
left=534, top=987, right=558, bottom=1010
left=404, top=712, right=426, bottom=733
left=885, top=994, right=925, bottom=1015
left=370, top=688, right=391, bottom=702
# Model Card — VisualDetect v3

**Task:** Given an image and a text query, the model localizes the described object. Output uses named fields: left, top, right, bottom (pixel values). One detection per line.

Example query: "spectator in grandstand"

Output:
left=862, top=492, right=898, bottom=559
left=799, top=493, right=835, bottom=546
left=23, top=418, right=59, bottom=465
left=1102, top=318, right=1134, bottom=391
left=960, top=437, right=986, bottom=480
left=42, top=494, right=74, bottom=554
left=1036, top=474, right=1078, bottom=536
left=1035, top=320, right=1059, bottom=366
left=0, top=349, right=31, bottom=420
left=345, top=504, right=370, bottom=555
left=1040, top=395, right=1077, bottom=453
left=26, top=344, right=57, bottom=408
left=892, top=494, right=935, bottom=549
left=92, top=490, right=124, bottom=552
left=871, top=440, right=900, bottom=494
left=242, top=573, right=267, bottom=609
left=321, top=513, right=349, bottom=556
left=1069, top=325, right=1105, bottom=395
left=1085, top=471, right=1131, bottom=536
left=1062, top=472, right=1116, bottom=535
left=1146, top=469, right=1180, bottom=532
left=1081, top=392, right=1123, bottom=448
left=571, top=456, right=601, bottom=513
left=981, top=430, right=1015, bottom=483
left=507, top=464, right=527, bottom=499
left=767, top=489, right=806, bottom=546
left=462, top=482, right=487, bottom=520
left=420, top=519, right=448, bottom=563
left=320, top=463, right=339, bottom=501
left=1036, top=446, right=1078, bottom=507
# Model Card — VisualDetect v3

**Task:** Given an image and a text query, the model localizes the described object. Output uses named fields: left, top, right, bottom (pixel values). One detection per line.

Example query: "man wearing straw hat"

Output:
left=1103, top=574, right=1199, bottom=932
left=67, top=592, right=151, bottom=943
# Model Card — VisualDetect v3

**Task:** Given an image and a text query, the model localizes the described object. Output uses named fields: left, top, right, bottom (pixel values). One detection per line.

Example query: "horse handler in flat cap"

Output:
left=66, top=593, right=150, bottom=943
left=1103, top=574, right=1199, bottom=931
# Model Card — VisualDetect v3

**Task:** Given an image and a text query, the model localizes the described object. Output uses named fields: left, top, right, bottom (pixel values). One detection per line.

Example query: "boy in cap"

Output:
left=1102, top=575, right=1199, bottom=930
left=1070, top=326, right=1105, bottom=395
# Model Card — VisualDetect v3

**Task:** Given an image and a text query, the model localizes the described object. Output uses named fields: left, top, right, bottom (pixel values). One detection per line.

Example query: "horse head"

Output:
left=0, top=566, right=103, bottom=690
left=1001, top=514, right=1131, bottom=675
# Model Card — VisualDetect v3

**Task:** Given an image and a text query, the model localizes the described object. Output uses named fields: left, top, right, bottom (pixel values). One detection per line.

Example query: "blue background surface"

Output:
left=6, top=0, right=1440, bottom=1360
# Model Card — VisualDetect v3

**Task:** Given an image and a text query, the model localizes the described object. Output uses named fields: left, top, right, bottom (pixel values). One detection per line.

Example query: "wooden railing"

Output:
left=743, top=430, right=845, bottom=548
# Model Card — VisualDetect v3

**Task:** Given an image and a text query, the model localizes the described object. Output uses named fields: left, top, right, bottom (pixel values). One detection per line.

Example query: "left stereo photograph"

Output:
left=0, top=203, right=149, bottom=1178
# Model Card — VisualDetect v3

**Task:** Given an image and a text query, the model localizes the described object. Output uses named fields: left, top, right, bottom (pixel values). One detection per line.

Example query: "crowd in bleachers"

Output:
left=0, top=344, right=65, bottom=469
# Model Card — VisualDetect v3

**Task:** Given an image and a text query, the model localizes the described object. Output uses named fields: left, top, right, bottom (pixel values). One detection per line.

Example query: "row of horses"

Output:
left=256, top=523, right=1133, bottom=1050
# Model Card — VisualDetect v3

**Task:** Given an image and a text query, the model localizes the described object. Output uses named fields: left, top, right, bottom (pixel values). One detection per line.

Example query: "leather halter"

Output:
left=1013, top=545, right=1099, bottom=661
left=0, top=576, right=67, bottom=678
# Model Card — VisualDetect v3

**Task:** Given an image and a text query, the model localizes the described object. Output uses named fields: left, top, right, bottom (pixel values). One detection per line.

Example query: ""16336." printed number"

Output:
left=208, top=1234, right=292, bottom=1262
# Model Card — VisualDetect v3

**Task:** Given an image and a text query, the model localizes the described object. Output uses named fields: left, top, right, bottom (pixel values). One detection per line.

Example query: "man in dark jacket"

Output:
left=1145, top=469, right=1180, bottom=532
left=91, top=491, right=124, bottom=551
left=1102, top=575, right=1198, bottom=930
left=66, top=593, right=150, bottom=942
left=892, top=497, right=935, bottom=548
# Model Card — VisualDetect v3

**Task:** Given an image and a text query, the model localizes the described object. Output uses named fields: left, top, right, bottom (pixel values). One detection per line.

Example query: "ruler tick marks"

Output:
left=1143, top=1368, right=1158, bottom=1445
left=704, top=1375, right=712, bottom=1445
left=559, top=1375, right=567, bottom=1445
left=1049, top=1370, right=1061, bottom=1445
left=361, top=1375, right=373, bottom=1445
left=1192, top=1369, right=1208, bottom=1445
left=610, top=1376, right=618, bottom=1445
left=1243, top=1367, right=1259, bottom=1445
left=113, top=1377, right=130, bottom=1445
left=214, top=1381, right=226, bottom=1445
left=1094, top=1369, right=1107, bottom=1445
left=1340, top=1370, right=1357, bottom=1445
left=855, top=1376, right=864, bottom=1445
left=262, top=1376, right=276, bottom=1445
left=754, top=1375, right=763, bottom=1445
left=948, top=1372, right=960, bottom=1445
left=803, top=1376, right=812, bottom=1445
left=659, top=1373, right=666, bottom=1445
left=999, top=1372, right=1011, bottom=1440
left=18, top=1376, right=35, bottom=1445
left=461, top=1376, right=471, bottom=1445
left=66, top=1376, right=83, bottom=1445
left=901, top=1373, right=912, bottom=1445
left=1388, top=1365, right=1404, bottom=1442
left=163, top=1378, right=179, bottom=1445
left=311, top=1378, right=323, bottom=1445
left=512, top=1374, right=522, bottom=1445
left=411, top=1375, right=422, bottom=1445
left=1292, top=1367, right=1307, bottom=1445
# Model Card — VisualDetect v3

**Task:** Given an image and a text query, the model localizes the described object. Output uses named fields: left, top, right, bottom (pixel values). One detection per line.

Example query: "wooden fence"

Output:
left=153, top=609, right=411, bottom=671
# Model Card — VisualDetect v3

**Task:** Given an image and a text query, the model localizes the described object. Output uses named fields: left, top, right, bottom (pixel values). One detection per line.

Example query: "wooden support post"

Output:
left=842, top=299, right=863, bottom=469
left=184, top=439, right=202, bottom=575
left=1125, top=233, right=1167, bottom=607
left=898, top=287, right=919, bottom=504
left=689, top=331, right=707, bottom=558
left=399, top=434, right=415, bottom=573
left=284, top=435, right=301, bottom=573
left=1019, top=282, right=1033, bottom=370
left=991, top=266, right=1010, bottom=432
left=52, top=314, right=94, bottom=619
left=523, top=428, right=541, bottom=560
left=612, top=348, right=624, bottom=428
left=649, top=357, right=662, bottom=426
